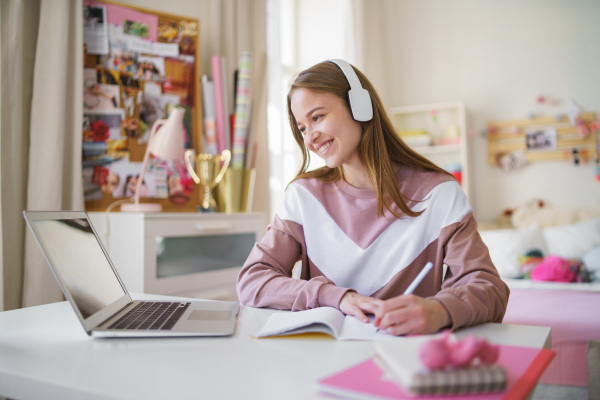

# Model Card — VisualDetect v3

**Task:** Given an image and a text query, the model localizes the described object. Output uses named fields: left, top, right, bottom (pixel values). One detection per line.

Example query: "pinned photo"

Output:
left=525, top=127, right=557, bottom=151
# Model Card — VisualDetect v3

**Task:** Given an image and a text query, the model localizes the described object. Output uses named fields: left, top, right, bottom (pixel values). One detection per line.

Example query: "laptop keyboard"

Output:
left=107, top=302, right=191, bottom=330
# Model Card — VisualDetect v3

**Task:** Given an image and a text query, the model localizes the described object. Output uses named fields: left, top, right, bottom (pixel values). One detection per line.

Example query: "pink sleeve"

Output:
left=433, top=213, right=510, bottom=330
left=236, top=215, right=351, bottom=311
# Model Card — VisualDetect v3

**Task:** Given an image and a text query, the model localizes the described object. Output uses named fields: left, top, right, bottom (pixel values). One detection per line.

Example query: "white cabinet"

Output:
left=389, top=101, right=470, bottom=200
left=88, top=212, right=266, bottom=302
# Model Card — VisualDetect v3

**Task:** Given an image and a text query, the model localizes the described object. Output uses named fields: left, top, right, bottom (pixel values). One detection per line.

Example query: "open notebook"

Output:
left=23, top=210, right=239, bottom=337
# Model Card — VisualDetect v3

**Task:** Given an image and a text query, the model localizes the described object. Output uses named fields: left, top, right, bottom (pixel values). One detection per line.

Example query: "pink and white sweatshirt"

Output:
left=237, top=167, right=509, bottom=330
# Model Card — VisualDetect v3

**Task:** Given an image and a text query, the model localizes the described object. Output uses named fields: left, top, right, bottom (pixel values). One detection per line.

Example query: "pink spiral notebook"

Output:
left=317, top=344, right=555, bottom=400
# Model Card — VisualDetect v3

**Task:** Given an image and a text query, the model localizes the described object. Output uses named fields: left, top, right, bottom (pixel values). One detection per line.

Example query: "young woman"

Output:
left=237, top=60, right=509, bottom=335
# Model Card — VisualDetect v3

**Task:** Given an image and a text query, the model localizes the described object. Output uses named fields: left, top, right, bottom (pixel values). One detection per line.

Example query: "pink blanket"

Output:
left=502, top=288, right=600, bottom=386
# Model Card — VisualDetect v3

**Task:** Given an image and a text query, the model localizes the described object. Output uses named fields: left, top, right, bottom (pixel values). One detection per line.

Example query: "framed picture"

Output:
left=525, top=127, right=557, bottom=151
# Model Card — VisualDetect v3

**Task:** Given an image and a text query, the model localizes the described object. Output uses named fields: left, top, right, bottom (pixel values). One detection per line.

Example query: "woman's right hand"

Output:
left=339, top=291, right=382, bottom=323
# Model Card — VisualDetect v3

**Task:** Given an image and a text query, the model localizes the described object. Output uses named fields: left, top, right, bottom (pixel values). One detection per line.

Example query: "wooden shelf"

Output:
left=413, top=144, right=462, bottom=155
left=389, top=101, right=470, bottom=200
left=487, top=113, right=598, bottom=165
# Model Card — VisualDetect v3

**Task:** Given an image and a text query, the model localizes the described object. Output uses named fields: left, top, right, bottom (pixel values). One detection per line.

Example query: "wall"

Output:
left=98, top=1, right=600, bottom=223
left=360, top=0, right=600, bottom=223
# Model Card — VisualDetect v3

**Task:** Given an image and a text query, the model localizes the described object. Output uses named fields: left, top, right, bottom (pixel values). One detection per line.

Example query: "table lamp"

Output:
left=121, top=106, right=185, bottom=212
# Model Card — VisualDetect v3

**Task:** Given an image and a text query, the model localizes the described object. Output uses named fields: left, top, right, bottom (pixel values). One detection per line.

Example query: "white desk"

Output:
left=0, top=295, right=551, bottom=400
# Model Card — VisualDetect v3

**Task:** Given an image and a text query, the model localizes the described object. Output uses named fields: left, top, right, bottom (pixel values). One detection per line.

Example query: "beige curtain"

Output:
left=1, top=0, right=42, bottom=311
left=2, top=0, right=268, bottom=310
left=1, top=0, right=84, bottom=310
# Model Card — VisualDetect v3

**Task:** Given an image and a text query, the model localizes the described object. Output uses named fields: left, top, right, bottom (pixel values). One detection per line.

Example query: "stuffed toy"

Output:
left=420, top=331, right=500, bottom=370
left=530, top=255, right=576, bottom=282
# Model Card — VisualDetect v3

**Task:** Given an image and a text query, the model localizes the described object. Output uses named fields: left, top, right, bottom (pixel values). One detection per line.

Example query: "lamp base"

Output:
left=120, top=202, right=163, bottom=212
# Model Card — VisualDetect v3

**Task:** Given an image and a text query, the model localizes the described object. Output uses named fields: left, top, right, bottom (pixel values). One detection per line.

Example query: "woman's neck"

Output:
left=341, top=164, right=372, bottom=190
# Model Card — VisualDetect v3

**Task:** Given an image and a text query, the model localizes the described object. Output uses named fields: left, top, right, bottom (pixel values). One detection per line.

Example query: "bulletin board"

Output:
left=487, top=112, right=598, bottom=166
left=82, top=0, right=204, bottom=212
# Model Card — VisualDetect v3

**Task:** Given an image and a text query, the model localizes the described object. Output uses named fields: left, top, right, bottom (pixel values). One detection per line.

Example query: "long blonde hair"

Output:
left=287, top=61, right=451, bottom=219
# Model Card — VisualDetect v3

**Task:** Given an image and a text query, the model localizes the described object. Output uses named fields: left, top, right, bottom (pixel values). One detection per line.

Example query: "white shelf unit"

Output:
left=389, top=101, right=470, bottom=200
left=88, top=212, right=266, bottom=302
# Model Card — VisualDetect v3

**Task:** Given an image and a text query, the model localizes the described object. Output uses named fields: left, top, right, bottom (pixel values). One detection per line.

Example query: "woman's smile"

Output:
left=318, top=140, right=333, bottom=154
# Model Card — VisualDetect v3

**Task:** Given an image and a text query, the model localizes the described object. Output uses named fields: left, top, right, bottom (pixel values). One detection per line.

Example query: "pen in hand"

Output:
left=402, top=261, right=434, bottom=296
left=375, top=261, right=434, bottom=332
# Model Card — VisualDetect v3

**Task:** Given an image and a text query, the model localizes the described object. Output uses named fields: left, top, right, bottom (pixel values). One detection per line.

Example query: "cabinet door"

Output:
left=143, top=214, right=265, bottom=300
left=154, top=232, right=256, bottom=278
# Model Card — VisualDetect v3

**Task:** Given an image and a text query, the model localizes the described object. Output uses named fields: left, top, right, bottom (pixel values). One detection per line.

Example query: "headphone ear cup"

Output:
left=327, top=59, right=373, bottom=122
left=347, top=87, right=373, bottom=122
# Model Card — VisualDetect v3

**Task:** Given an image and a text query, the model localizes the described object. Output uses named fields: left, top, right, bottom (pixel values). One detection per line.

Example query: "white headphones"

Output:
left=327, top=59, right=373, bottom=122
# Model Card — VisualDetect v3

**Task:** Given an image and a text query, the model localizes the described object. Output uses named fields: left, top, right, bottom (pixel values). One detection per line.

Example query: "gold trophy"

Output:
left=185, top=149, right=231, bottom=212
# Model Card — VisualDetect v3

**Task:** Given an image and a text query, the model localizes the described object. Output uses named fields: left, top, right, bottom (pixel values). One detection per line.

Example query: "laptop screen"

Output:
left=31, top=218, right=126, bottom=319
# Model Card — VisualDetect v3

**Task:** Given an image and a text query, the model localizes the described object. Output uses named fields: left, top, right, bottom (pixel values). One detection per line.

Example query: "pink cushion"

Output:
left=530, top=255, right=576, bottom=282
left=503, top=288, right=600, bottom=386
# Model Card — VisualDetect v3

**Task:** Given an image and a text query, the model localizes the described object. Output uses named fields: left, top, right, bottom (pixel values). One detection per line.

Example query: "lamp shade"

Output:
left=148, top=106, right=185, bottom=160
left=120, top=106, right=186, bottom=212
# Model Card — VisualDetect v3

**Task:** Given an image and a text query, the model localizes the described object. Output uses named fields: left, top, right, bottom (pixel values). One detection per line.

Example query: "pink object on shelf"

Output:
left=438, top=137, right=461, bottom=145
left=211, top=55, right=230, bottom=153
left=450, top=170, right=462, bottom=185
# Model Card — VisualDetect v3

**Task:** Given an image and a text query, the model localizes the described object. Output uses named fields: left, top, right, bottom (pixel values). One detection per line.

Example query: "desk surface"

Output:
left=0, top=295, right=551, bottom=400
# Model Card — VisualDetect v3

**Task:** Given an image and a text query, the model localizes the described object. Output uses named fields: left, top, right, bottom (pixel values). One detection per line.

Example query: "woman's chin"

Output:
left=322, top=157, right=340, bottom=169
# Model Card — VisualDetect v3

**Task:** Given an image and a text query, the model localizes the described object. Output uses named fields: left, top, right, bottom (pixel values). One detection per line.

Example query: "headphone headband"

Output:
left=327, top=59, right=373, bottom=122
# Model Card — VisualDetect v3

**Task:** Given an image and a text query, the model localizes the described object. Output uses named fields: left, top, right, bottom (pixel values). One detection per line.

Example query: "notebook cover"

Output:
left=316, top=344, right=555, bottom=400
left=409, top=364, right=507, bottom=395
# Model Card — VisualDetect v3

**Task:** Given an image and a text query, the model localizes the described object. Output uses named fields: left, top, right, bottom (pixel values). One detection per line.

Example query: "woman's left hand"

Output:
left=373, top=294, right=450, bottom=336
left=339, top=291, right=383, bottom=323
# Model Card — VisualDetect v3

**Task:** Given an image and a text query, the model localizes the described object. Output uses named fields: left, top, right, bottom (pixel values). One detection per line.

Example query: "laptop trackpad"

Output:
left=188, top=310, right=232, bottom=321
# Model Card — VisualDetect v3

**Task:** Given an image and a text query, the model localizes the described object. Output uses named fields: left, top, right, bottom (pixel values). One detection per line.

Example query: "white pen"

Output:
left=403, top=261, right=434, bottom=295
left=375, top=261, right=434, bottom=333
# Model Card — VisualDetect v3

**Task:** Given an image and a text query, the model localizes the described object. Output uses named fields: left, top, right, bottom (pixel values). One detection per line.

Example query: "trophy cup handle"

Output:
left=184, top=150, right=201, bottom=184
left=214, top=149, right=231, bottom=185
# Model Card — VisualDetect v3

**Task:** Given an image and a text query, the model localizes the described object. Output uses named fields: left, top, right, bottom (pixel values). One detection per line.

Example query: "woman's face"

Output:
left=290, top=88, right=363, bottom=171
left=102, top=173, right=119, bottom=194
left=127, top=176, right=138, bottom=193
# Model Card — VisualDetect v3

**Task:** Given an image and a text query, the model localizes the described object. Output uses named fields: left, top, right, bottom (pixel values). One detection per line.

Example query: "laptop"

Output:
left=23, top=210, right=239, bottom=337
